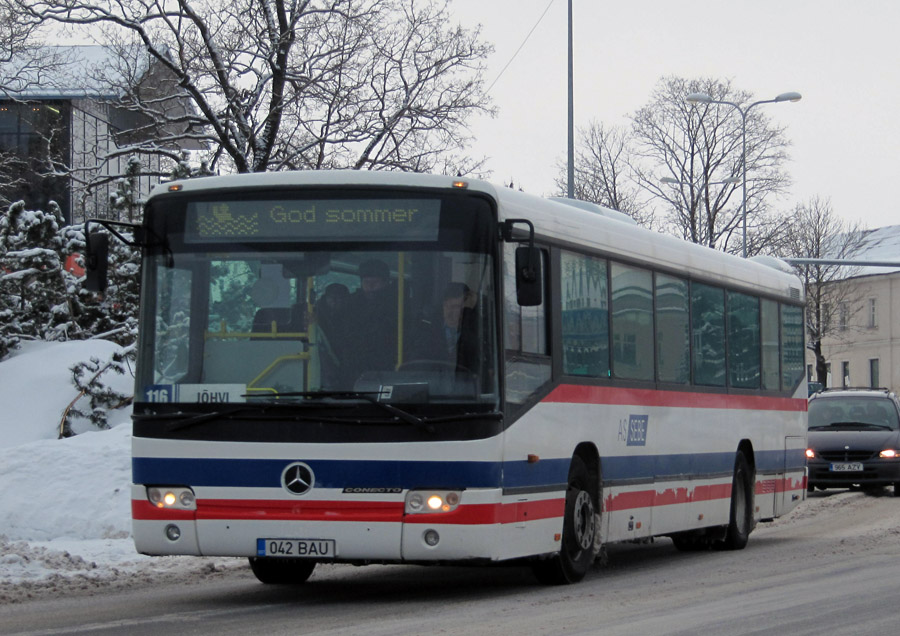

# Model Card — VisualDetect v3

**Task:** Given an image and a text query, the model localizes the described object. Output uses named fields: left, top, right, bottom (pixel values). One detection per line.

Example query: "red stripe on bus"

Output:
left=133, top=498, right=565, bottom=525
left=604, top=475, right=806, bottom=512
left=403, top=498, right=565, bottom=525
left=132, top=500, right=197, bottom=521
left=199, top=499, right=405, bottom=522
left=605, top=483, right=733, bottom=511
left=543, top=384, right=807, bottom=412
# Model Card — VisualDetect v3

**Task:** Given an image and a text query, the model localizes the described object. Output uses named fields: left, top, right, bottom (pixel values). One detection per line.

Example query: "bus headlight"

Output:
left=405, top=490, right=461, bottom=514
left=147, top=486, right=197, bottom=510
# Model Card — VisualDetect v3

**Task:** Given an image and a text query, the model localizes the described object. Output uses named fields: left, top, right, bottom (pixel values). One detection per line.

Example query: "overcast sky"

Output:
left=450, top=0, right=900, bottom=230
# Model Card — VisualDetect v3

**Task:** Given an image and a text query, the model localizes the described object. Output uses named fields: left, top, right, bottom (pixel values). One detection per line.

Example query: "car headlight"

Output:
left=404, top=490, right=461, bottom=514
left=147, top=486, right=197, bottom=510
left=880, top=449, right=899, bottom=458
left=805, top=448, right=816, bottom=459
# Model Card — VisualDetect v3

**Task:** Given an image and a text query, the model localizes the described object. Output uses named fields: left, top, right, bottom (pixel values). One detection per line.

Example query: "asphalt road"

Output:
left=3, top=488, right=899, bottom=636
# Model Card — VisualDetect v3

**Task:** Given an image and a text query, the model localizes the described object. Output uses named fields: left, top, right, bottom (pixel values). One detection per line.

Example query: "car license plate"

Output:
left=257, top=538, right=336, bottom=558
left=829, top=462, right=864, bottom=472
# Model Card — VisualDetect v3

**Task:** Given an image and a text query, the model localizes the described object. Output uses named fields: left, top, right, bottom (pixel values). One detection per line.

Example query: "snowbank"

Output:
left=0, top=424, right=132, bottom=542
left=0, top=340, right=133, bottom=446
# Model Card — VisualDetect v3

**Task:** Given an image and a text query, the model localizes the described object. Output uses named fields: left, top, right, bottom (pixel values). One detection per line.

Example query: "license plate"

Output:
left=829, top=462, right=864, bottom=472
left=257, top=538, right=336, bottom=558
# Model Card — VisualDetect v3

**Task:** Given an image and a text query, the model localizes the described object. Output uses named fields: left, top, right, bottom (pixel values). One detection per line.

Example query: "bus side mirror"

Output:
left=515, top=245, right=543, bottom=306
left=84, top=232, right=110, bottom=293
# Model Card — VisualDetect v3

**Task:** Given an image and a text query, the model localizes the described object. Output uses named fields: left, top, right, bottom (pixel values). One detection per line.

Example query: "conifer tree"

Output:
left=0, top=200, right=81, bottom=353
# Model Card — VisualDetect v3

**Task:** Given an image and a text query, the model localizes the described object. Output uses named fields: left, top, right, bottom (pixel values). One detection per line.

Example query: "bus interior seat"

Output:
left=252, top=307, right=304, bottom=337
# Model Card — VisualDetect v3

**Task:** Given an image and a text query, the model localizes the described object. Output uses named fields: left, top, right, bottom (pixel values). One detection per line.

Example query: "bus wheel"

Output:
left=718, top=452, right=753, bottom=550
left=248, top=557, right=316, bottom=584
left=532, top=455, right=597, bottom=585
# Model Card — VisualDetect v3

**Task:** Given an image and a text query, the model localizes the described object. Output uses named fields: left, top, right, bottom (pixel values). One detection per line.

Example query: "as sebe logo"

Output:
left=282, top=462, right=315, bottom=496
left=618, top=414, right=648, bottom=446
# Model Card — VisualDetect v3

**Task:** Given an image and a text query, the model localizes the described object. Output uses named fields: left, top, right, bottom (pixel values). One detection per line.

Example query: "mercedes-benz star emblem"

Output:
left=282, top=462, right=315, bottom=496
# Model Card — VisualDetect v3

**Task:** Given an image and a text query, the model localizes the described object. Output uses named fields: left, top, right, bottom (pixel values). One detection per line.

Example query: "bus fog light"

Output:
left=165, top=524, right=181, bottom=541
left=424, top=530, right=440, bottom=546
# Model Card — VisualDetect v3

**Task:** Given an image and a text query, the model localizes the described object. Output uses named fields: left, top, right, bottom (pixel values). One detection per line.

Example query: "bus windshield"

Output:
left=135, top=191, right=499, bottom=410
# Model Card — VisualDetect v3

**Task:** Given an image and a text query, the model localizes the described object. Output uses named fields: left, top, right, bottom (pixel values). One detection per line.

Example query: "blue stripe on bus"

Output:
left=133, top=449, right=805, bottom=489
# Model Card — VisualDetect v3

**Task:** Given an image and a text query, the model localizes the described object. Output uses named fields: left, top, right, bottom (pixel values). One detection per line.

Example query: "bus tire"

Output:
left=532, top=455, right=597, bottom=585
left=718, top=452, right=753, bottom=550
left=248, top=557, right=316, bottom=585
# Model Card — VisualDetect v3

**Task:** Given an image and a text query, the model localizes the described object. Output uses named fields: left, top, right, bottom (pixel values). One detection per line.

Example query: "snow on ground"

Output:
left=0, top=341, right=241, bottom=604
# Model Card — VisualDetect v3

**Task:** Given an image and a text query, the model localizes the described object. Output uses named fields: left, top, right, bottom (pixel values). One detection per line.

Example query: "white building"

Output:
left=807, top=226, right=900, bottom=391
left=0, top=45, right=197, bottom=223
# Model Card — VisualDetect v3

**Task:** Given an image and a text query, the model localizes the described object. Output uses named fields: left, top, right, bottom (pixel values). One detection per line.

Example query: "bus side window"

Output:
left=503, top=243, right=550, bottom=410
left=561, top=249, right=609, bottom=378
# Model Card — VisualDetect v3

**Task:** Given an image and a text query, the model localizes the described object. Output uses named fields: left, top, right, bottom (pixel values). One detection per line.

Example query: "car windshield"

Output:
left=808, top=397, right=900, bottom=430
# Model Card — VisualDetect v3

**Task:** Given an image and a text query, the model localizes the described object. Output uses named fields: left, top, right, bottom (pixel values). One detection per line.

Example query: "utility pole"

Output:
left=566, top=0, right=574, bottom=199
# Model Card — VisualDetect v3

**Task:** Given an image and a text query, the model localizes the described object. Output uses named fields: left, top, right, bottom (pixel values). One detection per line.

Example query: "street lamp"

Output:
left=660, top=176, right=741, bottom=186
left=686, top=91, right=801, bottom=257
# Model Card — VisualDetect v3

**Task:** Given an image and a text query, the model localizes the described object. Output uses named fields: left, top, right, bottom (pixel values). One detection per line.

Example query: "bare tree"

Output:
left=631, top=76, right=792, bottom=254
left=783, top=197, right=867, bottom=388
left=20, top=0, right=493, bottom=175
left=554, top=122, right=651, bottom=225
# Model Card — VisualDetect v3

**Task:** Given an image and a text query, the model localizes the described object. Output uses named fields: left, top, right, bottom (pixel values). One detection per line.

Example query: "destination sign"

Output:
left=184, top=198, right=441, bottom=243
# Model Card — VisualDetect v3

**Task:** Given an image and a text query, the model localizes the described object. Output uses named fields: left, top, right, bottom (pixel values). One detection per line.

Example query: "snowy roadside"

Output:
left=0, top=341, right=247, bottom=603
left=0, top=419, right=246, bottom=604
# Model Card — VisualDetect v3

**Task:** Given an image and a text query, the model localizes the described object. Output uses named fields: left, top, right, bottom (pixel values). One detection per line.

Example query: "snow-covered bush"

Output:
left=61, top=348, right=134, bottom=436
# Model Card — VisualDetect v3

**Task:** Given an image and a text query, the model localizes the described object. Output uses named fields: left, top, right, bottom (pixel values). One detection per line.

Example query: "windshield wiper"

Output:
left=157, top=406, right=261, bottom=432
left=246, top=390, right=434, bottom=432
left=419, top=411, right=504, bottom=425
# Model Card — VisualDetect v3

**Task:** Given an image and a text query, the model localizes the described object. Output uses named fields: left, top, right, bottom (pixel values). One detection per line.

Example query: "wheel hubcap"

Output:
left=573, top=490, right=595, bottom=550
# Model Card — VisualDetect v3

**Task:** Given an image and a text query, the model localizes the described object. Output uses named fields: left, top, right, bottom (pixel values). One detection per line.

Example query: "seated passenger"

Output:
left=410, top=282, right=478, bottom=371
left=313, top=283, right=351, bottom=388
left=343, top=259, right=399, bottom=383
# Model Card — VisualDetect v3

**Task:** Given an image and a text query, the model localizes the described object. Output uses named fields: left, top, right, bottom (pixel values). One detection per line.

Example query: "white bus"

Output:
left=99, top=171, right=806, bottom=585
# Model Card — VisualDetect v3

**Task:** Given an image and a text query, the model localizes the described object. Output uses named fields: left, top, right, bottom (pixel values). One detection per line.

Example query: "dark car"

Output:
left=807, top=388, right=900, bottom=495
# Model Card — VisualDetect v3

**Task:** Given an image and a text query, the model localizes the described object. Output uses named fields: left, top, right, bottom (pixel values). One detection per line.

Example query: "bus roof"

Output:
left=151, top=170, right=803, bottom=302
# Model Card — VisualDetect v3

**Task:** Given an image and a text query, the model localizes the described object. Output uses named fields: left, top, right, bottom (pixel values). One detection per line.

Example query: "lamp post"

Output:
left=685, top=91, right=801, bottom=257
left=660, top=176, right=741, bottom=186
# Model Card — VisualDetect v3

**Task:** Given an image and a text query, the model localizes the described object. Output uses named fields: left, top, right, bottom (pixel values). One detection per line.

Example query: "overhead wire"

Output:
left=483, top=0, right=557, bottom=97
